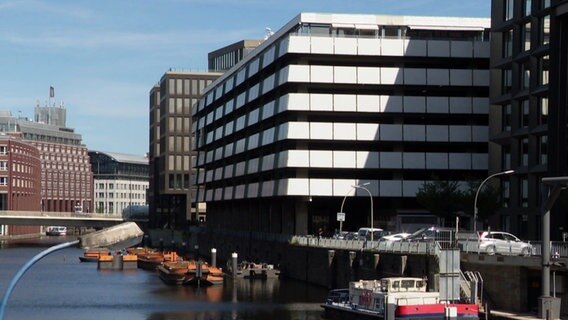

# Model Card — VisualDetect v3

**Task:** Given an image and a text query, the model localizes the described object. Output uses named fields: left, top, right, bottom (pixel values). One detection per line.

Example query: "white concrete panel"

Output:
left=310, top=179, right=333, bottom=196
left=403, top=125, right=426, bottom=141
left=287, top=36, right=310, bottom=54
left=311, top=65, right=334, bottom=83
left=472, top=153, right=488, bottom=170
left=449, top=153, right=471, bottom=169
left=426, top=153, right=449, bottom=169
left=235, top=185, right=245, bottom=199
left=472, top=97, right=489, bottom=114
left=311, top=36, right=334, bottom=54
left=451, top=41, right=473, bottom=58
left=235, top=161, right=246, bottom=176
left=333, top=179, right=358, bottom=197
left=310, top=93, right=333, bottom=111
left=261, top=180, right=274, bottom=197
left=474, top=41, right=490, bottom=58
left=357, top=123, right=379, bottom=141
left=357, top=38, right=380, bottom=55
left=404, top=39, right=427, bottom=56
left=333, top=151, right=356, bottom=168
left=427, top=69, right=449, bottom=86
left=357, top=95, right=380, bottom=112
left=333, top=94, right=357, bottom=112
left=356, top=151, right=379, bottom=168
left=380, top=180, right=402, bottom=197
left=380, top=124, right=403, bottom=141
left=357, top=67, right=380, bottom=84
left=262, top=46, right=276, bottom=68
left=310, top=122, right=333, bottom=140
left=380, top=67, right=403, bottom=85
left=381, top=39, right=404, bottom=56
left=403, top=96, right=426, bottom=113
left=403, top=152, right=426, bottom=169
left=426, top=96, right=449, bottom=114
left=247, top=158, right=259, bottom=174
left=473, top=70, right=490, bottom=86
left=450, top=69, right=472, bottom=86
left=224, top=186, right=233, bottom=200
left=310, top=150, right=333, bottom=168
left=288, top=65, right=310, bottom=82
left=427, top=40, right=450, bottom=57
left=335, top=37, right=357, bottom=55
left=334, top=123, right=357, bottom=140
left=285, top=93, right=310, bottom=111
left=287, top=150, right=310, bottom=167
left=472, top=126, right=488, bottom=142
left=450, top=97, right=472, bottom=114
left=380, top=95, right=403, bottom=112
left=404, top=68, right=426, bottom=85
left=403, top=180, right=424, bottom=197
left=426, top=125, right=449, bottom=142
left=279, top=178, right=309, bottom=196
left=335, top=66, right=357, bottom=84
left=449, top=126, right=471, bottom=142
left=379, top=152, right=403, bottom=169
left=285, top=122, right=310, bottom=140
left=247, top=182, right=259, bottom=198
left=262, top=154, right=275, bottom=171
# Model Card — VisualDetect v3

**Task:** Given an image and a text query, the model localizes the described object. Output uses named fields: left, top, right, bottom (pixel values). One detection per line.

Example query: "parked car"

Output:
left=406, top=226, right=456, bottom=242
left=332, top=231, right=350, bottom=240
left=478, top=231, right=533, bottom=256
left=381, top=232, right=411, bottom=242
left=357, top=227, right=389, bottom=241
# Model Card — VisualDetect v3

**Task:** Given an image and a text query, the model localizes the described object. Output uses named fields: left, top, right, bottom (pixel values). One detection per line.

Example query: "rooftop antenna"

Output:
left=49, top=86, right=55, bottom=107
left=264, top=27, right=274, bottom=40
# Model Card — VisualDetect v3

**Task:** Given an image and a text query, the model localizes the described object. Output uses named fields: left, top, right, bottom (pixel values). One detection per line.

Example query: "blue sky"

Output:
left=0, top=0, right=490, bottom=156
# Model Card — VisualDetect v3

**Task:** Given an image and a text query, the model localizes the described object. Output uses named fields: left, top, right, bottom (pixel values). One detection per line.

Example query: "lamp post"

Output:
left=0, top=222, right=143, bottom=319
left=354, top=182, right=374, bottom=242
left=473, top=170, right=514, bottom=233
left=338, top=187, right=356, bottom=234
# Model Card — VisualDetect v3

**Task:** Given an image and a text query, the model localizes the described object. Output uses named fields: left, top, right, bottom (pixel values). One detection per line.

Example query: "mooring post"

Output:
left=231, top=252, right=238, bottom=280
left=211, top=248, right=217, bottom=267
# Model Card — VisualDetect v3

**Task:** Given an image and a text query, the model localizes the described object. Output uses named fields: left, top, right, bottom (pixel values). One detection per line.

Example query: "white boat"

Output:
left=46, top=226, right=67, bottom=236
left=321, top=277, right=479, bottom=320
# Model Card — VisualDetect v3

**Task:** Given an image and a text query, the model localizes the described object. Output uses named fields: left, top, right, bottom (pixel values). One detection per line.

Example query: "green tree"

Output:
left=416, top=179, right=467, bottom=223
left=462, top=181, right=501, bottom=222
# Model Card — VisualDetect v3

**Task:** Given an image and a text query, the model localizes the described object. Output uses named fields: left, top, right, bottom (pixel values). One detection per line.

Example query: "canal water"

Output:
left=0, top=236, right=328, bottom=320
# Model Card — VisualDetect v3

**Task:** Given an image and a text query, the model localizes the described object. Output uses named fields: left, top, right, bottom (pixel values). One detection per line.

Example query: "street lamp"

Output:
left=0, top=222, right=144, bottom=319
left=338, top=187, right=356, bottom=234
left=473, top=170, right=514, bottom=233
left=354, top=182, right=374, bottom=242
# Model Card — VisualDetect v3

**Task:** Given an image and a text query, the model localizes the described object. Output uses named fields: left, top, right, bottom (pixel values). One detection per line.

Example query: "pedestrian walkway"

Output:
left=484, top=309, right=566, bottom=320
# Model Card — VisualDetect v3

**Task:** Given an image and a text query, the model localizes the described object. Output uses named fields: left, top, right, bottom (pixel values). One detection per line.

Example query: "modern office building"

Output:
left=148, top=71, right=221, bottom=229
left=208, top=40, right=263, bottom=72
left=489, top=0, right=568, bottom=240
left=0, top=104, right=93, bottom=214
left=0, top=132, right=42, bottom=237
left=88, top=150, right=149, bottom=217
left=192, top=13, right=491, bottom=236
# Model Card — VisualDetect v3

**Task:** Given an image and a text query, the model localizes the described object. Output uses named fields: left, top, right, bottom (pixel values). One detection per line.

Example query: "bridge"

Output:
left=0, top=210, right=146, bottom=228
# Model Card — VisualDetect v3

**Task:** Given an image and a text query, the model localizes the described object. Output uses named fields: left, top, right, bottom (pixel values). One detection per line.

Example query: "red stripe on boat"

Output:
left=396, top=304, right=479, bottom=316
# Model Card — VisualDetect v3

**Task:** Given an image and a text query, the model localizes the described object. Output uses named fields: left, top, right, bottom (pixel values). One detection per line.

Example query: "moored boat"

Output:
left=157, top=260, right=197, bottom=285
left=79, top=248, right=111, bottom=262
left=157, top=260, right=224, bottom=286
left=321, top=277, right=478, bottom=320
left=137, top=251, right=179, bottom=270
left=226, top=260, right=280, bottom=279
left=97, top=252, right=138, bottom=270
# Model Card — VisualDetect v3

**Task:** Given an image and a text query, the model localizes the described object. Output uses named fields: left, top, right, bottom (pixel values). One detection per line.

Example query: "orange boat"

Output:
left=79, top=248, right=111, bottom=262
left=98, top=252, right=138, bottom=270
left=138, top=251, right=179, bottom=270
left=157, top=260, right=224, bottom=286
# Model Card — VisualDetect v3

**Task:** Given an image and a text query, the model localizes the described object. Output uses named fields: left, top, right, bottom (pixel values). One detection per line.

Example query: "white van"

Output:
left=357, top=227, right=386, bottom=240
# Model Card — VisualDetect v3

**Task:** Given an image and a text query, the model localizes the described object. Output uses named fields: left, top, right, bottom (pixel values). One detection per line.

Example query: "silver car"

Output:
left=478, top=231, right=533, bottom=256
